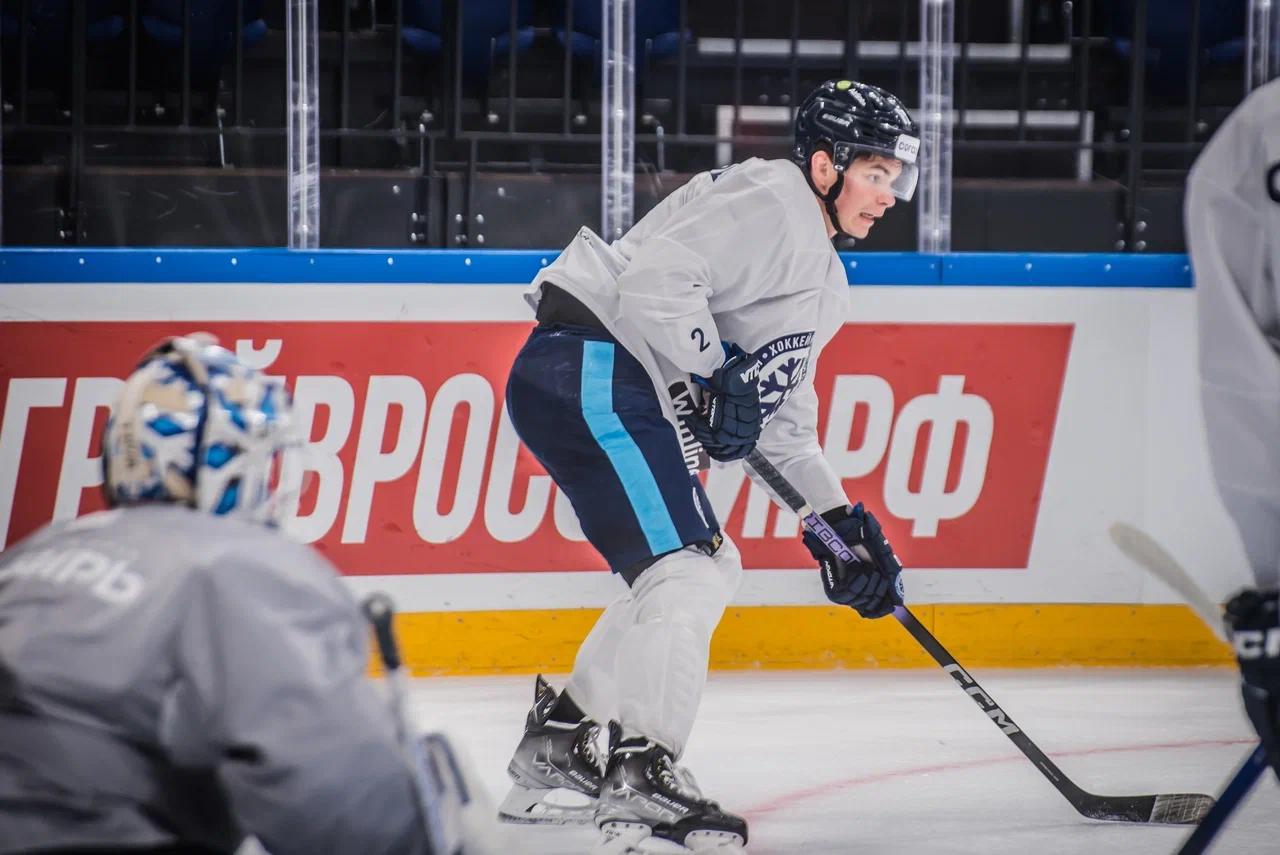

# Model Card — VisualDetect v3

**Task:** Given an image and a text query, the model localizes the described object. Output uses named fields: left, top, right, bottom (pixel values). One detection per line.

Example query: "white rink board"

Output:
left=0, top=282, right=1252, bottom=611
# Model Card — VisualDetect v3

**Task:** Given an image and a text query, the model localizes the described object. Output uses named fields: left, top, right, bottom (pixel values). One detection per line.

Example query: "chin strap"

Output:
left=795, top=159, right=849, bottom=241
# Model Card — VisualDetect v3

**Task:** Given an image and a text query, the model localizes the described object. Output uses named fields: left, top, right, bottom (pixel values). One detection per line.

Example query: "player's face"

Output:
left=836, top=156, right=901, bottom=239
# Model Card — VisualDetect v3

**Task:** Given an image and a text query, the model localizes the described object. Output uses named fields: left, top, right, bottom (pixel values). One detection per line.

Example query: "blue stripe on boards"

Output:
left=0, top=248, right=1191, bottom=287
left=579, top=341, right=682, bottom=555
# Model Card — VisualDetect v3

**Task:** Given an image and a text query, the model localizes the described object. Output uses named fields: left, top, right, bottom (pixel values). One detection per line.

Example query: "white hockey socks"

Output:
left=613, top=539, right=742, bottom=756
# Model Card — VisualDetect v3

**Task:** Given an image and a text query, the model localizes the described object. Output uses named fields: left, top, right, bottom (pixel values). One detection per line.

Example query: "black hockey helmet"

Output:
left=792, top=80, right=920, bottom=227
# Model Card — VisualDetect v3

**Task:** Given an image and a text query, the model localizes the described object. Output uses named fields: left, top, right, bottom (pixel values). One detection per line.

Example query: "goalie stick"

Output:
left=1107, top=523, right=1225, bottom=640
left=363, top=593, right=484, bottom=855
left=742, top=449, right=1215, bottom=825
left=1108, top=522, right=1270, bottom=854
left=1175, top=745, right=1268, bottom=855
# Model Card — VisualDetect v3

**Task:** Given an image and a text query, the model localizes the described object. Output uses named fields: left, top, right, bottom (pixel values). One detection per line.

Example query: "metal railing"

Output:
left=0, top=0, right=1265, bottom=250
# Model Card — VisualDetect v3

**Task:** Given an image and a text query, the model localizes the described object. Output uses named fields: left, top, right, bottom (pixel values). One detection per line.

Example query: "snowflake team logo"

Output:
left=754, top=331, right=815, bottom=424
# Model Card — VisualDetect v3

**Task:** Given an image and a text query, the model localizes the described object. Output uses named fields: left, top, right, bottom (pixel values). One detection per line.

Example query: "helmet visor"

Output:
left=834, top=133, right=920, bottom=201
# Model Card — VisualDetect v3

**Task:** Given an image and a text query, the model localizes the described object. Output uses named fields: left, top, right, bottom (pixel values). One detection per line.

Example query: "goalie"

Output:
left=0, top=334, right=494, bottom=855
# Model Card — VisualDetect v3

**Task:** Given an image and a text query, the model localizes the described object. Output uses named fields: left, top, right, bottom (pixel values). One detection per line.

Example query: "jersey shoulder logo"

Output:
left=754, top=331, right=815, bottom=424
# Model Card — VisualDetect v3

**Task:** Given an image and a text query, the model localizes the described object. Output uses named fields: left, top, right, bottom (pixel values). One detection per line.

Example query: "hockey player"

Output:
left=499, top=80, right=916, bottom=852
left=1187, top=77, right=1280, bottom=781
left=0, top=334, right=492, bottom=855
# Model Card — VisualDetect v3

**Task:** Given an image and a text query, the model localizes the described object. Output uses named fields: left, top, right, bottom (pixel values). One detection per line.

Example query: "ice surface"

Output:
left=404, top=668, right=1278, bottom=854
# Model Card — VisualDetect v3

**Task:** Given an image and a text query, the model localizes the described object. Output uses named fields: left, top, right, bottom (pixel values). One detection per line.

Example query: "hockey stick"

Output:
left=1176, top=744, right=1268, bottom=855
left=742, top=449, right=1215, bottom=825
left=1107, top=522, right=1270, bottom=853
left=363, top=593, right=415, bottom=741
left=363, top=593, right=468, bottom=855
left=1107, top=522, right=1224, bottom=640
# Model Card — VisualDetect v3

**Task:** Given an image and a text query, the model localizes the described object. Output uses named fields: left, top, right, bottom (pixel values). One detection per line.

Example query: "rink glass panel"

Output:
left=0, top=0, right=1248, bottom=250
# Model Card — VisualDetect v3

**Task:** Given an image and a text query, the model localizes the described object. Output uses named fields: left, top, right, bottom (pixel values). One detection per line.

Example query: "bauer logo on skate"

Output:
left=0, top=321, right=1071, bottom=571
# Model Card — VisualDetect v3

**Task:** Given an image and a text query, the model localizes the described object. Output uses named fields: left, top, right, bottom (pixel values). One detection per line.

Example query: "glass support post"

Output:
left=1247, top=0, right=1280, bottom=92
left=287, top=0, right=320, bottom=249
left=602, top=0, right=635, bottom=241
left=1, top=47, right=4, bottom=246
left=918, top=0, right=955, bottom=254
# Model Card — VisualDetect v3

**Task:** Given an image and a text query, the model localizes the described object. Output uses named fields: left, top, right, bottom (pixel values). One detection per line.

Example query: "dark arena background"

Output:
left=0, top=0, right=1251, bottom=250
left=2, top=3, right=1280, bottom=854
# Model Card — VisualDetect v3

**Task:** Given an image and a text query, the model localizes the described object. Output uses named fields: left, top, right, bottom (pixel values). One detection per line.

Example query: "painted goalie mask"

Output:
left=102, top=333, right=300, bottom=526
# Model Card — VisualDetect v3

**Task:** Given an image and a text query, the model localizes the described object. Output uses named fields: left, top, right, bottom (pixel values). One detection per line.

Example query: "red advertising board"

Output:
left=0, top=321, right=1072, bottom=572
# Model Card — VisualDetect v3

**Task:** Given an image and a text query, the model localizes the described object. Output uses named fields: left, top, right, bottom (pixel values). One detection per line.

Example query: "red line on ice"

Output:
left=743, top=737, right=1255, bottom=820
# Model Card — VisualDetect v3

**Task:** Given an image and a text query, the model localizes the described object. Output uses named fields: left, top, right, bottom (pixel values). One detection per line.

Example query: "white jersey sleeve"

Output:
left=746, top=263, right=852, bottom=516
left=750, top=376, right=847, bottom=515
left=1189, top=78, right=1280, bottom=588
left=613, top=166, right=797, bottom=378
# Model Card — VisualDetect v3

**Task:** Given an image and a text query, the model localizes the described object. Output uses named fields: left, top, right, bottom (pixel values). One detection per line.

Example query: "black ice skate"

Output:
left=498, top=674, right=604, bottom=825
left=594, top=722, right=748, bottom=853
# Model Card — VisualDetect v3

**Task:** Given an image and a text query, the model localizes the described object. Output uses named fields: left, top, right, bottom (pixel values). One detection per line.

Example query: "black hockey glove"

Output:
left=803, top=503, right=904, bottom=619
left=687, top=343, right=762, bottom=462
left=1225, top=589, right=1280, bottom=780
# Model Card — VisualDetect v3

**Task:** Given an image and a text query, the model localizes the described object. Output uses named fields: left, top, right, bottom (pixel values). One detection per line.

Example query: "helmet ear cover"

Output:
left=817, top=146, right=879, bottom=172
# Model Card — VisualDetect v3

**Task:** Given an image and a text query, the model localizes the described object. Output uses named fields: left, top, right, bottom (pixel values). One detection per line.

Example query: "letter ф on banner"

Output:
left=717, top=322, right=1074, bottom=571
left=0, top=320, right=1072, bottom=576
left=833, top=322, right=1073, bottom=569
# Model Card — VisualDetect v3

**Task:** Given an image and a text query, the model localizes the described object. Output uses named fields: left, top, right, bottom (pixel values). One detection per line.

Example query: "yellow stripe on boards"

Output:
left=380, top=604, right=1232, bottom=676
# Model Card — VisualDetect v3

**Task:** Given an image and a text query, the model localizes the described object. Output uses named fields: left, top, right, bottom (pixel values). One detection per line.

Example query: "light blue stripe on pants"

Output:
left=579, top=340, right=683, bottom=555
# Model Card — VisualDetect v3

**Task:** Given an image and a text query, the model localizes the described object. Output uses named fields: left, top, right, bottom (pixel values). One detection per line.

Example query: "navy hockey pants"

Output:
left=505, top=323, right=720, bottom=580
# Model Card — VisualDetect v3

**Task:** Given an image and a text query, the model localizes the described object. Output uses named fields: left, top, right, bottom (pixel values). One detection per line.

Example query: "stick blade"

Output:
left=1077, top=792, right=1215, bottom=825
left=1150, top=793, right=1217, bottom=824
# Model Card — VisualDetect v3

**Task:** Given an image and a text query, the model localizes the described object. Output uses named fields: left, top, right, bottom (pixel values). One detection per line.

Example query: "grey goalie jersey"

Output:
left=1188, top=78, right=1280, bottom=589
left=0, top=505, right=428, bottom=855
left=533, top=157, right=854, bottom=515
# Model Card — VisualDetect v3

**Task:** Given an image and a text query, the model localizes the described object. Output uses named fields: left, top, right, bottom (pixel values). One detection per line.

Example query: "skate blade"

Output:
left=497, top=783, right=597, bottom=826
left=685, top=829, right=747, bottom=852
left=595, top=822, right=747, bottom=854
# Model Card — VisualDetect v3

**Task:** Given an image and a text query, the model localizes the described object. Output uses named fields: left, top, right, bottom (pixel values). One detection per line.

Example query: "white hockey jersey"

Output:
left=1187, top=78, right=1280, bottom=588
left=529, top=157, right=853, bottom=515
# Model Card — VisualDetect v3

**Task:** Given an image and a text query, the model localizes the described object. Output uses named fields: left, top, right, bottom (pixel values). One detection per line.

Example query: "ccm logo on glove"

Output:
left=803, top=502, right=904, bottom=620
left=1235, top=628, right=1280, bottom=660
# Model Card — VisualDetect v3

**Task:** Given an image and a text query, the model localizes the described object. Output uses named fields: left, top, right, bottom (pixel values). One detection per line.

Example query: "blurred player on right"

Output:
left=1187, top=77, right=1280, bottom=778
